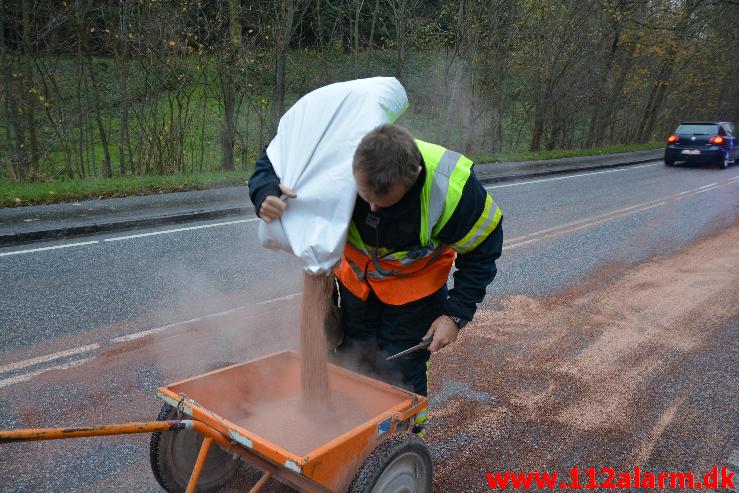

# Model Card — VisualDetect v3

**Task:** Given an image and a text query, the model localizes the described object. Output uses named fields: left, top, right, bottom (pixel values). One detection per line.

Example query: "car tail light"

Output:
left=667, top=135, right=678, bottom=143
left=709, top=136, right=724, bottom=144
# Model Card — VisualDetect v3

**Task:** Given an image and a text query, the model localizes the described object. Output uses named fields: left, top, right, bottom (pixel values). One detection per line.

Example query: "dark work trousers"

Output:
left=332, top=281, right=447, bottom=397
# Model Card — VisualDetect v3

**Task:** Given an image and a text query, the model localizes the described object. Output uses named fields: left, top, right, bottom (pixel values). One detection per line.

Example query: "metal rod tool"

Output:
left=386, top=337, right=433, bottom=361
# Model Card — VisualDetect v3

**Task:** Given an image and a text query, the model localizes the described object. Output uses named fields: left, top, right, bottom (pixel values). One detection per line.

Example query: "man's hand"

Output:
left=424, top=315, right=459, bottom=352
left=259, top=184, right=297, bottom=222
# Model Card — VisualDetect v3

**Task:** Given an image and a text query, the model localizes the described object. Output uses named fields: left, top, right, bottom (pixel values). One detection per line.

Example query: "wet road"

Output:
left=0, top=160, right=737, bottom=491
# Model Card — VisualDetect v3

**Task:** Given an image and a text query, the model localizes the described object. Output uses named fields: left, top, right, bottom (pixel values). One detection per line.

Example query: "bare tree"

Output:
left=269, top=0, right=308, bottom=136
left=219, top=0, right=241, bottom=171
left=20, top=0, right=39, bottom=178
left=115, top=0, right=133, bottom=176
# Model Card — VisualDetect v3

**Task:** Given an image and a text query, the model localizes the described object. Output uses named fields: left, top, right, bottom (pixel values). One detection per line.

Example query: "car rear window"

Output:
left=675, top=124, right=719, bottom=135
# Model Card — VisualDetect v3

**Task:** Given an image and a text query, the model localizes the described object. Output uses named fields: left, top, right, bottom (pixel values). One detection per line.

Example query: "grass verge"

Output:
left=1, top=171, right=249, bottom=208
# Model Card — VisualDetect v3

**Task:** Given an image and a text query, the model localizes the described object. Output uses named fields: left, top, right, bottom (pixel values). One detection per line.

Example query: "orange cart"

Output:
left=0, top=350, right=431, bottom=493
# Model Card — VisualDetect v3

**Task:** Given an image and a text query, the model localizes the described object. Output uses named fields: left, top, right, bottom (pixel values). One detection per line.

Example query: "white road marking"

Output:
left=503, top=238, right=540, bottom=250
left=109, top=318, right=200, bottom=343
left=0, top=357, right=93, bottom=389
left=0, top=344, right=99, bottom=375
left=103, top=218, right=259, bottom=242
left=0, top=291, right=307, bottom=388
left=256, top=292, right=302, bottom=305
left=202, top=308, right=240, bottom=319
left=694, top=186, right=721, bottom=195
left=500, top=171, right=739, bottom=250
left=502, top=199, right=667, bottom=247
left=0, top=240, right=99, bottom=257
left=504, top=202, right=666, bottom=251
left=484, top=163, right=661, bottom=190
left=109, top=292, right=301, bottom=343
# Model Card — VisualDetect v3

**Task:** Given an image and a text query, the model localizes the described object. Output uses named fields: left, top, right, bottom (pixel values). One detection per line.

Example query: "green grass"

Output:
left=469, top=142, right=663, bottom=164
left=0, top=171, right=249, bottom=207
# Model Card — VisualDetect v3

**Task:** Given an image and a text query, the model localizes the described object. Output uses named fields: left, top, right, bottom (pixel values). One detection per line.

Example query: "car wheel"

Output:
left=664, top=159, right=675, bottom=166
left=719, top=154, right=729, bottom=169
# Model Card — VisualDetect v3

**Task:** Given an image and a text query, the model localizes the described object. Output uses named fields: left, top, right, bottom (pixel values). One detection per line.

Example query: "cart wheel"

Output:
left=149, top=404, right=240, bottom=493
left=348, top=433, right=432, bottom=493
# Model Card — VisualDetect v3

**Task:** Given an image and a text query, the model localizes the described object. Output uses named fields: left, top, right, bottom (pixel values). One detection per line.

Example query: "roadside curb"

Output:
left=475, top=155, right=660, bottom=184
left=0, top=155, right=661, bottom=247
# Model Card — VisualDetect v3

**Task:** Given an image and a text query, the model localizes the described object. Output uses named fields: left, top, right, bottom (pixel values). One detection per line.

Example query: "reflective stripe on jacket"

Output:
left=335, top=139, right=503, bottom=305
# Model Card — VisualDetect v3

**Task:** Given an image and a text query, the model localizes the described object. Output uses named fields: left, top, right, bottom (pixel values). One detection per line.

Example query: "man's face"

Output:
left=354, top=167, right=421, bottom=212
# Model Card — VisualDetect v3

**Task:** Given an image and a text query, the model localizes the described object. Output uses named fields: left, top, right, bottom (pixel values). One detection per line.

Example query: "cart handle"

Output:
left=0, top=419, right=230, bottom=449
left=0, top=419, right=236, bottom=493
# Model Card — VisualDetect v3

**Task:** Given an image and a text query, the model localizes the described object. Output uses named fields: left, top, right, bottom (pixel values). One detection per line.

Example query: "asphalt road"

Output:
left=0, top=160, right=737, bottom=491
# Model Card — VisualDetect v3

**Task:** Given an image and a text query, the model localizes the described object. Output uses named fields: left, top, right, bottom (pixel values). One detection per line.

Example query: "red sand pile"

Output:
left=427, top=224, right=739, bottom=491
left=235, top=392, right=368, bottom=455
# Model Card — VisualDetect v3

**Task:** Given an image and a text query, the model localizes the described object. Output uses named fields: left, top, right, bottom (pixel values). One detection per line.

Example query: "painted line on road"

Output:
left=502, top=174, right=738, bottom=250
left=109, top=318, right=201, bottom=343
left=0, top=343, right=100, bottom=375
left=484, top=163, right=661, bottom=190
left=202, top=307, right=240, bottom=319
left=502, top=199, right=668, bottom=247
left=103, top=218, right=259, bottom=242
left=505, top=202, right=666, bottom=251
left=0, top=240, right=99, bottom=257
left=694, top=186, right=721, bottom=195
left=503, top=238, right=540, bottom=250
left=256, top=292, right=302, bottom=305
left=110, top=293, right=303, bottom=343
left=0, top=291, right=305, bottom=389
left=0, top=357, right=93, bottom=389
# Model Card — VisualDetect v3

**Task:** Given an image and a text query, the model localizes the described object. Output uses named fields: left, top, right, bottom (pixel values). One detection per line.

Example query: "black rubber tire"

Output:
left=664, top=159, right=675, bottom=166
left=719, top=154, right=729, bottom=169
left=347, top=433, right=432, bottom=493
left=149, top=404, right=240, bottom=493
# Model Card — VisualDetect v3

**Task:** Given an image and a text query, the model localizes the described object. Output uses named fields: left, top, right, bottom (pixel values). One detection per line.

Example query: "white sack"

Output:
left=258, top=77, right=408, bottom=274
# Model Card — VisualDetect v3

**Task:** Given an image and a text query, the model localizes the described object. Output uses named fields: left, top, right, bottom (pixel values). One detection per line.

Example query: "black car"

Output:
left=664, top=121, right=737, bottom=169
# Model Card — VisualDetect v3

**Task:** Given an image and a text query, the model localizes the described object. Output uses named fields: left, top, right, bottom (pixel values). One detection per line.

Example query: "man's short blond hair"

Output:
left=353, top=124, right=421, bottom=196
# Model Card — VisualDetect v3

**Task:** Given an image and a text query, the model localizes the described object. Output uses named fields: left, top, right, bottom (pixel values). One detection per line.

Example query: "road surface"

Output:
left=0, top=161, right=737, bottom=491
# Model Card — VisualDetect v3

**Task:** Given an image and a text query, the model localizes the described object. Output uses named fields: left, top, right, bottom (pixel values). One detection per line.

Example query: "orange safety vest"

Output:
left=335, top=140, right=503, bottom=305
left=337, top=240, right=457, bottom=305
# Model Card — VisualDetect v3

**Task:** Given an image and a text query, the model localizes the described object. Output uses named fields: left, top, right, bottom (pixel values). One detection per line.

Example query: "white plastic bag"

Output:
left=258, top=77, right=408, bottom=274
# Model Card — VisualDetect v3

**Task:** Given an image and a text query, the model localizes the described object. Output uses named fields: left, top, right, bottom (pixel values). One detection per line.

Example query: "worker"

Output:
left=249, top=124, right=503, bottom=434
